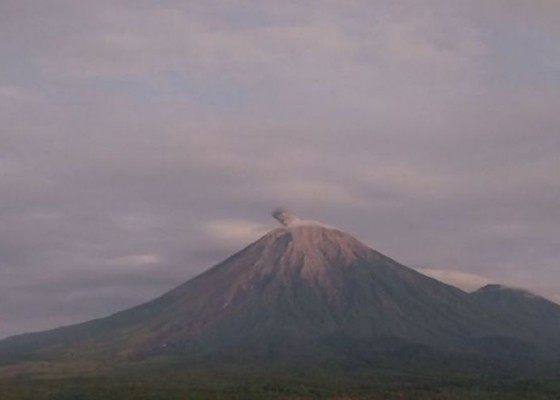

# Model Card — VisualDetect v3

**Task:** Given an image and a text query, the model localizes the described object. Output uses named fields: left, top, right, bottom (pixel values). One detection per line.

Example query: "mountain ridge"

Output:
left=1, top=214, right=560, bottom=377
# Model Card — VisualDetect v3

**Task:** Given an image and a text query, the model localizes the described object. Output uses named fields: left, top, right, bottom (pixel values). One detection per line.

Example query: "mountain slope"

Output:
left=468, top=284, right=560, bottom=355
left=1, top=214, right=560, bottom=374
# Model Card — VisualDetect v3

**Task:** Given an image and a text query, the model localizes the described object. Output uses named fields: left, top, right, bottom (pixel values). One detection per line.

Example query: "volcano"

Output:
left=1, top=211, right=560, bottom=375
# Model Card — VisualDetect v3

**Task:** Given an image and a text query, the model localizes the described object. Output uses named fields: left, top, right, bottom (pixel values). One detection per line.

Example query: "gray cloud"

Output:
left=0, top=0, right=559, bottom=338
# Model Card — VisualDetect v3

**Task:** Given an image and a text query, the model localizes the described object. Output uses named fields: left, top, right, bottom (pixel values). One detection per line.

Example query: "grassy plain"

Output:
left=2, top=372, right=560, bottom=400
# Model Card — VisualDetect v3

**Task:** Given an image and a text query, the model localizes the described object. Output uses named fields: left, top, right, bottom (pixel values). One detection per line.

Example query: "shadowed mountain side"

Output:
left=467, top=285, right=560, bottom=355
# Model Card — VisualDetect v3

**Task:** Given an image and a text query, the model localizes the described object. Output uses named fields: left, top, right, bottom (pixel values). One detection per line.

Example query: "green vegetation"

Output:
left=1, top=373, right=560, bottom=400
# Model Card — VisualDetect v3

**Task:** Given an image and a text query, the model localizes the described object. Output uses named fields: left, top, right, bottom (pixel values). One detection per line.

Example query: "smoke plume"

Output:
left=272, top=209, right=303, bottom=227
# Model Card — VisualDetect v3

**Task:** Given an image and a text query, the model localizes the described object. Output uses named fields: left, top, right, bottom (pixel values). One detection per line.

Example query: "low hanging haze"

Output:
left=1, top=1, right=559, bottom=339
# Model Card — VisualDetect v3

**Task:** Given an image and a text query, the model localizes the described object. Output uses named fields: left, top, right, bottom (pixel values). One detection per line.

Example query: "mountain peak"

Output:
left=267, top=211, right=369, bottom=261
left=255, top=222, right=375, bottom=283
left=475, top=284, right=538, bottom=299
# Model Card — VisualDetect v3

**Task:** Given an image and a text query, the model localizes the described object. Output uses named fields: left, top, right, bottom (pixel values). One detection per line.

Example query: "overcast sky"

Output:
left=1, top=0, right=559, bottom=339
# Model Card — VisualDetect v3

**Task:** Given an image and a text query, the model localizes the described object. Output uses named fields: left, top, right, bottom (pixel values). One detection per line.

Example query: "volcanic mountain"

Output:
left=1, top=211, right=560, bottom=375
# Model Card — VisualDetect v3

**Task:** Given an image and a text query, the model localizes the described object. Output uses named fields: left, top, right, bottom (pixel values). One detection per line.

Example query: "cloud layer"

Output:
left=1, top=1, right=559, bottom=338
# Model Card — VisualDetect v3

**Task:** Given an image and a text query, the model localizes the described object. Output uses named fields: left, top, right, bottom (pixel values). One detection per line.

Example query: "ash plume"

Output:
left=272, top=209, right=302, bottom=227
left=272, top=209, right=336, bottom=230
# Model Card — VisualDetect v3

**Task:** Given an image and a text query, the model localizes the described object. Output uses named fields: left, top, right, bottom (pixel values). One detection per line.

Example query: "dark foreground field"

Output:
left=2, top=374, right=560, bottom=400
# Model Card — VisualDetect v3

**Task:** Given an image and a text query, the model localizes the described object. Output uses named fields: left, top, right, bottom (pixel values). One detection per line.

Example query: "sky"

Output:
left=1, top=0, right=559, bottom=339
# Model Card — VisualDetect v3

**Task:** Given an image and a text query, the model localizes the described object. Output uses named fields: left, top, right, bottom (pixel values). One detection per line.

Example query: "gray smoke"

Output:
left=272, top=209, right=302, bottom=227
